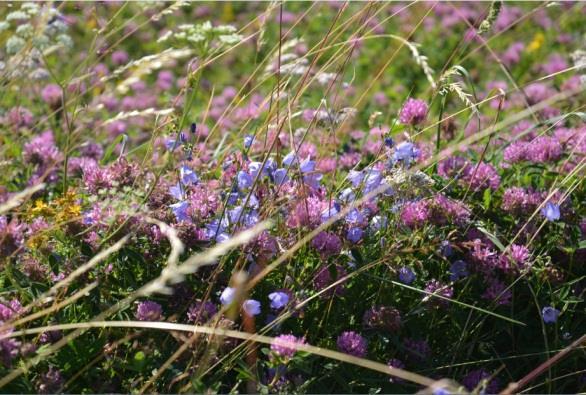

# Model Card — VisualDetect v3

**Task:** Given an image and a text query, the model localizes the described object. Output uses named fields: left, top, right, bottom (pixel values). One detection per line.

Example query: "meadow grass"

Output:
left=0, top=2, right=585, bottom=394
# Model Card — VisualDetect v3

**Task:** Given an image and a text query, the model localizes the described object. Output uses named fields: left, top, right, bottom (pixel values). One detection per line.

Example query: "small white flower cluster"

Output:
left=158, top=21, right=243, bottom=52
left=0, top=2, right=72, bottom=78
left=571, top=45, right=586, bottom=86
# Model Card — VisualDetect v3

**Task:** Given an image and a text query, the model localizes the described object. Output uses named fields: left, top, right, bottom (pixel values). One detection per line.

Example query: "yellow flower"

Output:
left=30, top=199, right=54, bottom=218
left=27, top=234, right=48, bottom=250
left=54, top=190, right=82, bottom=221
left=527, top=32, right=544, bottom=53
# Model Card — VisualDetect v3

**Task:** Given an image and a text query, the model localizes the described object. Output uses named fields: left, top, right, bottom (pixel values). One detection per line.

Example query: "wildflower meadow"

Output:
left=0, top=1, right=585, bottom=394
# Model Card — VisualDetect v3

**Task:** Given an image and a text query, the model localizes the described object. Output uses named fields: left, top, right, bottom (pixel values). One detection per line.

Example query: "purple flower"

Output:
left=273, top=168, right=288, bottom=185
left=237, top=170, right=253, bottom=190
left=165, top=138, right=180, bottom=151
left=393, top=141, right=419, bottom=164
left=346, top=227, right=363, bottom=243
left=313, top=264, right=347, bottom=298
left=463, top=162, right=500, bottom=191
left=438, top=156, right=468, bottom=179
left=220, top=287, right=236, bottom=305
left=370, top=215, right=387, bottom=232
left=170, top=201, right=190, bottom=222
left=242, top=299, right=261, bottom=316
left=243, top=135, right=255, bottom=148
left=136, top=301, right=163, bottom=321
left=362, top=306, right=401, bottom=332
left=0, top=299, right=22, bottom=321
left=440, top=240, right=453, bottom=257
left=111, top=50, right=129, bottom=65
left=303, top=172, right=323, bottom=189
left=187, top=300, right=217, bottom=324
left=299, top=156, right=316, bottom=173
left=311, top=231, right=342, bottom=258
left=462, top=369, right=500, bottom=394
left=502, top=187, right=541, bottom=214
left=423, top=279, right=453, bottom=308
left=432, top=387, right=451, bottom=395
left=449, top=260, right=469, bottom=281
left=502, top=41, right=525, bottom=67
left=268, top=291, right=289, bottom=309
left=339, top=188, right=356, bottom=203
left=541, top=202, right=560, bottom=221
left=320, top=204, right=340, bottom=223
left=398, top=267, right=416, bottom=284
left=542, top=306, right=560, bottom=324
left=399, top=98, right=428, bottom=125
left=348, top=170, right=364, bottom=187
left=282, top=151, right=298, bottom=167
left=401, top=200, right=430, bottom=228
left=0, top=331, right=20, bottom=367
left=337, top=331, right=368, bottom=357
left=206, top=218, right=229, bottom=241
left=169, top=183, right=184, bottom=200
left=248, top=162, right=265, bottom=179
left=36, top=366, right=63, bottom=394
left=0, top=216, right=25, bottom=257
left=482, top=278, right=512, bottom=306
left=271, top=334, right=306, bottom=359
left=41, top=84, right=63, bottom=107
left=180, top=165, right=199, bottom=185
left=157, top=70, right=174, bottom=90
left=363, top=168, right=383, bottom=193
left=345, top=208, right=365, bottom=226
left=23, top=130, right=62, bottom=167
left=509, top=244, right=531, bottom=270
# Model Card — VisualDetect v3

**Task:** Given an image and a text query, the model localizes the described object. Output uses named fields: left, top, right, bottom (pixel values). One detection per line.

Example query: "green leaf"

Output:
left=134, top=351, right=145, bottom=362
left=483, top=188, right=492, bottom=209
left=476, top=223, right=506, bottom=252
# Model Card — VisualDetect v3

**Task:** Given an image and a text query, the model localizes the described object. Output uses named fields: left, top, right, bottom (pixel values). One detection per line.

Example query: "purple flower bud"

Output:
left=268, top=291, right=289, bottom=309
left=243, top=299, right=261, bottom=316
left=541, top=202, right=560, bottom=221
left=244, top=135, right=255, bottom=148
left=398, top=267, right=416, bottom=284
left=220, top=287, right=236, bottom=305
left=542, top=306, right=560, bottom=324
